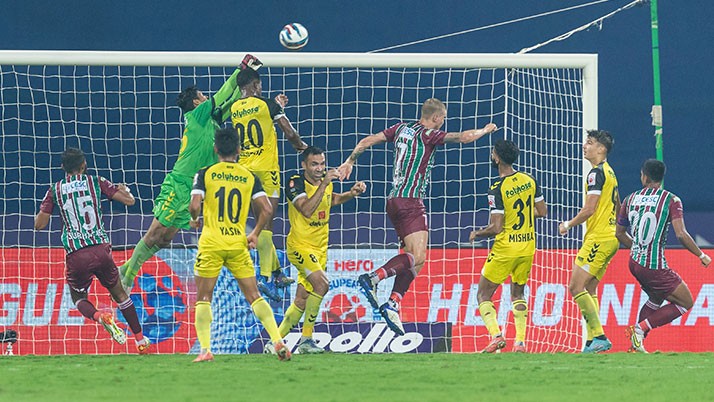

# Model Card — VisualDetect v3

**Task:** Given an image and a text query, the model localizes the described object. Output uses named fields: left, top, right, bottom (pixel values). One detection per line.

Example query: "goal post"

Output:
left=0, top=51, right=596, bottom=354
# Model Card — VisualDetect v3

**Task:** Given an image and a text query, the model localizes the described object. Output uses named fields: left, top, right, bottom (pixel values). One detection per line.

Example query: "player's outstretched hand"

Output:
left=701, top=253, right=711, bottom=267
left=275, top=94, right=288, bottom=107
left=241, top=54, right=263, bottom=71
left=337, top=162, right=353, bottom=181
left=468, top=230, right=479, bottom=242
left=350, top=181, right=367, bottom=197
left=189, top=217, right=201, bottom=229
left=482, top=123, right=498, bottom=134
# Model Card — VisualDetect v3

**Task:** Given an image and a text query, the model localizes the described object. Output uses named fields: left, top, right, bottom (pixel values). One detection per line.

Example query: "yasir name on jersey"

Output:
left=61, top=180, right=88, bottom=194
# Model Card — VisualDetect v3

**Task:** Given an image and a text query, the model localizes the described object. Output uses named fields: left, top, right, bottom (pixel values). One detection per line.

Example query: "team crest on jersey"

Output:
left=318, top=211, right=326, bottom=219
left=488, top=195, right=496, bottom=208
left=587, top=172, right=597, bottom=186
left=398, top=127, right=416, bottom=141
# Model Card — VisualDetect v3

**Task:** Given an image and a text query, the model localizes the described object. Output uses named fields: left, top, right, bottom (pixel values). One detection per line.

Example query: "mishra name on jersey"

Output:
left=509, top=232, right=535, bottom=243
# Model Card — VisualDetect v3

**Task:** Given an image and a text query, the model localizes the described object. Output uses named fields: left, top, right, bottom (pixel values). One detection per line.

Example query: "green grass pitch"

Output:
left=1, top=353, right=713, bottom=402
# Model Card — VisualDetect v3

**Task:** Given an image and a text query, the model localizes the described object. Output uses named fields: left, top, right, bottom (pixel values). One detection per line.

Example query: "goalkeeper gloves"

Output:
left=241, top=54, right=263, bottom=71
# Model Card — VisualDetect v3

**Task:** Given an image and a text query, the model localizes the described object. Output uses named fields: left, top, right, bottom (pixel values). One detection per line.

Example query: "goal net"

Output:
left=0, top=51, right=595, bottom=354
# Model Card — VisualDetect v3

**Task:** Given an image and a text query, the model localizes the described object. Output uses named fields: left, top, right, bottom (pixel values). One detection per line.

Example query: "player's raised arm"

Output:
left=443, top=123, right=498, bottom=144
left=34, top=187, right=54, bottom=230
left=333, top=181, right=367, bottom=206
left=213, top=55, right=264, bottom=122
left=276, top=114, right=309, bottom=152
left=337, top=132, right=388, bottom=180
left=111, top=183, right=136, bottom=206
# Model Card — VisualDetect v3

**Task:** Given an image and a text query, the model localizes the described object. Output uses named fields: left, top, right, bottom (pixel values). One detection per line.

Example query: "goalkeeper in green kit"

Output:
left=119, top=54, right=263, bottom=291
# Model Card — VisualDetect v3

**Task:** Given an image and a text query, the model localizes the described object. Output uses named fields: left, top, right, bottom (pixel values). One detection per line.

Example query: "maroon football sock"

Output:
left=373, top=253, right=414, bottom=280
left=118, top=298, right=143, bottom=340
left=391, top=267, right=417, bottom=299
left=637, top=299, right=661, bottom=329
left=76, top=299, right=99, bottom=321
left=641, top=303, right=688, bottom=332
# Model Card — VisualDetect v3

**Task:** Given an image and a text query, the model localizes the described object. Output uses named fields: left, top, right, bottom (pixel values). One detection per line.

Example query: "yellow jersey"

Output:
left=191, top=162, right=266, bottom=251
left=584, top=161, right=619, bottom=241
left=488, top=171, right=543, bottom=257
left=230, top=96, right=284, bottom=171
left=285, top=173, right=332, bottom=251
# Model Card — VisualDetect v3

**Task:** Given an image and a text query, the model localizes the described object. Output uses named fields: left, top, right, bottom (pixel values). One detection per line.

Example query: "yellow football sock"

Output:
left=574, top=291, right=604, bottom=338
left=302, top=292, right=323, bottom=338
left=587, top=294, right=600, bottom=341
left=512, top=299, right=528, bottom=343
left=195, top=301, right=212, bottom=352
left=478, top=301, right=501, bottom=337
left=257, top=230, right=278, bottom=278
left=251, top=297, right=282, bottom=343
left=278, top=303, right=305, bottom=338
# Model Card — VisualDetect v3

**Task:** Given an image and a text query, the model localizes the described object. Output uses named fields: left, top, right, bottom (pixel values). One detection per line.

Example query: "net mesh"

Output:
left=0, top=55, right=591, bottom=354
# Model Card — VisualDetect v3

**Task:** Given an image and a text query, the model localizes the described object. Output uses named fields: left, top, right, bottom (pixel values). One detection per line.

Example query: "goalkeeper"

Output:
left=119, top=55, right=263, bottom=291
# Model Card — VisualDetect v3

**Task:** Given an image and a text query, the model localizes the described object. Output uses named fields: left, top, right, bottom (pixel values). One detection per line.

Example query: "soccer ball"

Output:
left=279, top=23, right=309, bottom=50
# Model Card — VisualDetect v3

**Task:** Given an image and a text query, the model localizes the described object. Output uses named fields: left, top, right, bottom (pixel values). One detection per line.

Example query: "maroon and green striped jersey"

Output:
left=40, top=174, right=119, bottom=253
left=617, top=187, right=683, bottom=270
left=382, top=122, right=447, bottom=199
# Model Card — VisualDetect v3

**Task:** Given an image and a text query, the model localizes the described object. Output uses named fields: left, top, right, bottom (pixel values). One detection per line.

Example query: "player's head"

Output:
left=641, top=158, right=666, bottom=185
left=176, top=85, right=208, bottom=113
left=214, top=127, right=240, bottom=160
left=584, top=129, right=614, bottom=161
left=491, top=139, right=519, bottom=168
left=301, top=146, right=326, bottom=181
left=237, top=68, right=261, bottom=94
left=420, top=98, right=447, bottom=129
left=61, top=147, right=87, bottom=174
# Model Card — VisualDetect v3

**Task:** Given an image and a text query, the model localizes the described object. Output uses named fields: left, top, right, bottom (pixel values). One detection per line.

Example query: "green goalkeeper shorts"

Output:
left=153, top=173, right=193, bottom=230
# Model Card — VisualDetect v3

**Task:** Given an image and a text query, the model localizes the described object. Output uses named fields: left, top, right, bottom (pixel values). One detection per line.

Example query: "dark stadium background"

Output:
left=1, top=0, right=712, bottom=245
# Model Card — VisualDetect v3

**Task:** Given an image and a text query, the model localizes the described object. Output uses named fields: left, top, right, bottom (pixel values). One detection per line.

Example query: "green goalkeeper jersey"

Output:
left=171, top=68, right=243, bottom=179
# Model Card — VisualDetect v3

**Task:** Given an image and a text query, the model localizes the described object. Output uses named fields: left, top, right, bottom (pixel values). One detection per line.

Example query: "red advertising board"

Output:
left=0, top=248, right=193, bottom=355
left=400, top=248, right=713, bottom=353
left=2, top=247, right=711, bottom=354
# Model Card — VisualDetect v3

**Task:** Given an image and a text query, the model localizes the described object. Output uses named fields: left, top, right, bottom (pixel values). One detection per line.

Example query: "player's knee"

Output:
left=678, top=296, right=694, bottom=310
left=312, top=278, right=329, bottom=296
left=567, top=281, right=582, bottom=297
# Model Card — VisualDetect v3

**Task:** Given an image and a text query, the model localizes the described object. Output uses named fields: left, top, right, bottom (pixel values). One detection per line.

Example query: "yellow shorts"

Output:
left=286, top=245, right=326, bottom=293
left=194, top=249, right=255, bottom=279
left=252, top=170, right=281, bottom=198
left=575, top=237, right=619, bottom=280
left=481, top=252, right=534, bottom=285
